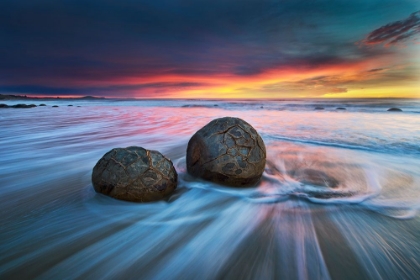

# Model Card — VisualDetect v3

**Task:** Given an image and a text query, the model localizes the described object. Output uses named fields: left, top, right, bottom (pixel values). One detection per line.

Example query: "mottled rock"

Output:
left=92, top=146, right=177, bottom=202
left=187, top=117, right=266, bottom=186
left=387, top=107, right=402, bottom=112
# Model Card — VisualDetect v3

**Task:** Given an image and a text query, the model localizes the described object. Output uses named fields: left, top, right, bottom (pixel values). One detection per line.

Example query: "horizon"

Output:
left=1, top=1, right=419, bottom=99
left=2, top=93, right=420, bottom=100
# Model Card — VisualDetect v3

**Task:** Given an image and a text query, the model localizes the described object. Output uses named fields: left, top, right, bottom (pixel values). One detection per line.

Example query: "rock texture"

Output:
left=92, top=146, right=177, bottom=202
left=187, top=117, right=266, bottom=186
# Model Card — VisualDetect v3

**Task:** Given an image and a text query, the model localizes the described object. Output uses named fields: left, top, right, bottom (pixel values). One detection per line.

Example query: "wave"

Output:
left=267, top=135, right=420, bottom=156
left=1, top=99, right=420, bottom=279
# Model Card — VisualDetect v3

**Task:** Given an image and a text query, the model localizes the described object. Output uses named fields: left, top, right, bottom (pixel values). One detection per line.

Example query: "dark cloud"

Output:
left=366, top=68, right=386, bottom=72
left=362, top=11, right=420, bottom=46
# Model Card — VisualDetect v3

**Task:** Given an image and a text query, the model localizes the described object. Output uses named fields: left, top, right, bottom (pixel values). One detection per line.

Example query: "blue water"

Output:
left=0, top=99, right=419, bottom=279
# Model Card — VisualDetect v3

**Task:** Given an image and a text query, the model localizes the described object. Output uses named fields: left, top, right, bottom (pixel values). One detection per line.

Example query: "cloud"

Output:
left=260, top=75, right=351, bottom=96
left=0, top=0, right=418, bottom=97
left=328, top=87, right=347, bottom=94
left=362, top=11, right=420, bottom=47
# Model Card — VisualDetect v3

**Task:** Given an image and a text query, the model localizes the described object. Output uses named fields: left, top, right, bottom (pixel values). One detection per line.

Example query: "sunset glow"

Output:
left=0, top=1, right=419, bottom=99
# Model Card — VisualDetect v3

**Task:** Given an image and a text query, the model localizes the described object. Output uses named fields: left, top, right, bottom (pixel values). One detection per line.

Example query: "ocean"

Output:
left=1, top=98, right=420, bottom=279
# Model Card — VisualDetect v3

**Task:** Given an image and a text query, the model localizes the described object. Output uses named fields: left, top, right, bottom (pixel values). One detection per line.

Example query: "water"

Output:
left=1, top=99, right=420, bottom=279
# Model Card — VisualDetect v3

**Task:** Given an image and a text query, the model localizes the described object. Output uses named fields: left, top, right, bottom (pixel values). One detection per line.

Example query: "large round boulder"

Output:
left=92, top=146, right=177, bottom=202
left=187, top=117, right=266, bottom=186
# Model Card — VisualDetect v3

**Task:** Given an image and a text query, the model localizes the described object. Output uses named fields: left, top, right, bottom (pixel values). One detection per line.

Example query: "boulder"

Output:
left=187, top=117, right=266, bottom=186
left=0, top=104, right=9, bottom=108
left=39, top=104, right=47, bottom=106
left=11, top=104, right=34, bottom=108
left=52, top=105, right=59, bottom=107
left=387, top=107, right=402, bottom=112
left=92, top=146, right=177, bottom=202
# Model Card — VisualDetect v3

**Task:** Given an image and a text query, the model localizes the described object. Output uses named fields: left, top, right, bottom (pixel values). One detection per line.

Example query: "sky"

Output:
left=0, top=0, right=419, bottom=99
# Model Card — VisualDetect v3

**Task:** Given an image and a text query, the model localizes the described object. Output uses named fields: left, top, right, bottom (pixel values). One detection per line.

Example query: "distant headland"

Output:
left=0, top=94, right=105, bottom=100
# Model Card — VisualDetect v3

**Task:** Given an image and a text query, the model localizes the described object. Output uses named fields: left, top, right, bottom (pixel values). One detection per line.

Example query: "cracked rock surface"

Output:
left=92, top=146, right=177, bottom=202
left=187, top=117, right=266, bottom=186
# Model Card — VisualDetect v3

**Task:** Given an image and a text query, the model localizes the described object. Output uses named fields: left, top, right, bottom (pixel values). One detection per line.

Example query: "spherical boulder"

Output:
left=187, top=117, right=266, bottom=186
left=92, top=146, right=177, bottom=202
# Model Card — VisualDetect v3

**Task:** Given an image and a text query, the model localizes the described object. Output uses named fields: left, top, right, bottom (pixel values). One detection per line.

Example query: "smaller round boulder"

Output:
left=187, top=117, right=266, bottom=187
left=92, top=146, right=177, bottom=202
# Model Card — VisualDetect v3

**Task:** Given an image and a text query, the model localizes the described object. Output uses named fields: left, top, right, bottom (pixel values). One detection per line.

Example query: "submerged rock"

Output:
left=387, top=107, right=402, bottom=112
left=68, top=105, right=73, bottom=106
left=336, top=107, right=346, bottom=110
left=314, top=107, right=324, bottom=110
left=187, top=117, right=266, bottom=187
left=92, top=146, right=177, bottom=202
left=39, top=104, right=47, bottom=106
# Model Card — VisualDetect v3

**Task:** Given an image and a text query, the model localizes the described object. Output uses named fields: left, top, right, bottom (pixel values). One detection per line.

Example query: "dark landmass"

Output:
left=0, top=94, right=105, bottom=100
left=80, top=96, right=106, bottom=100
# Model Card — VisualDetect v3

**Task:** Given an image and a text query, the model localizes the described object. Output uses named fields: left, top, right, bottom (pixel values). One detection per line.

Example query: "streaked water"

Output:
left=1, top=99, right=419, bottom=279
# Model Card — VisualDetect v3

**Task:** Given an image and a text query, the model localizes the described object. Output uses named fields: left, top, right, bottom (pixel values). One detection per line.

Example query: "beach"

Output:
left=1, top=99, right=420, bottom=279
